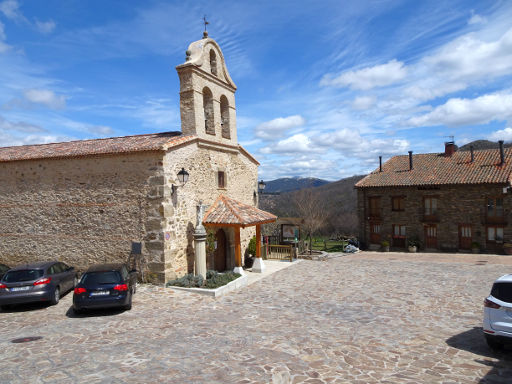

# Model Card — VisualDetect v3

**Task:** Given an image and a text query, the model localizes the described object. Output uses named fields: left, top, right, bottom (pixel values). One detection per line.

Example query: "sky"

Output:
left=1, top=0, right=512, bottom=181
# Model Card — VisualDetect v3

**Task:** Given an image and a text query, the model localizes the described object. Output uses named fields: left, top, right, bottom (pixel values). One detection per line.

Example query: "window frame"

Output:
left=391, top=196, right=405, bottom=212
left=368, top=196, right=381, bottom=217
left=487, top=197, right=504, bottom=218
left=487, top=225, right=504, bottom=243
left=217, top=171, right=226, bottom=189
left=423, top=196, right=439, bottom=216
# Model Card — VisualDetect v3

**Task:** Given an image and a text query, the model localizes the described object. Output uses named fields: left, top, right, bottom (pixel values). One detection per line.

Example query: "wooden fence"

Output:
left=264, top=244, right=293, bottom=262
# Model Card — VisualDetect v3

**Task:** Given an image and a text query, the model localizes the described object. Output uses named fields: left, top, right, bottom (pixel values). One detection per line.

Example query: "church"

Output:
left=0, top=31, right=274, bottom=283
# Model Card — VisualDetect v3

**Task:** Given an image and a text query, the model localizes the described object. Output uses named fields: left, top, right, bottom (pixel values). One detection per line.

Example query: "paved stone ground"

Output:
left=1, top=252, right=512, bottom=383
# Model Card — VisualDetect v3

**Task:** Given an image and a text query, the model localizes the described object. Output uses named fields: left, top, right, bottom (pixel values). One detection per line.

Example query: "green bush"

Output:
left=166, top=273, right=204, bottom=288
left=166, top=270, right=241, bottom=289
left=245, top=236, right=256, bottom=257
left=204, top=270, right=241, bottom=289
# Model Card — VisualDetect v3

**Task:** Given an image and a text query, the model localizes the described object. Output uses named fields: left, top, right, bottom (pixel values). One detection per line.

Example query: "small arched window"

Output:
left=203, top=87, right=215, bottom=135
left=220, top=95, right=230, bottom=139
left=209, top=50, right=218, bottom=76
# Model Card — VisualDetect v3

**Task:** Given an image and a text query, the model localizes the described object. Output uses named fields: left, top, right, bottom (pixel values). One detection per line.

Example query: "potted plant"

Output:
left=408, top=237, right=420, bottom=253
left=503, top=242, right=512, bottom=255
left=381, top=240, right=390, bottom=252
left=471, top=241, right=480, bottom=254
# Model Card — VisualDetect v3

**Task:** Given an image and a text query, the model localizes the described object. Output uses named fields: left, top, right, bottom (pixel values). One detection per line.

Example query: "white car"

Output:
left=483, top=274, right=512, bottom=350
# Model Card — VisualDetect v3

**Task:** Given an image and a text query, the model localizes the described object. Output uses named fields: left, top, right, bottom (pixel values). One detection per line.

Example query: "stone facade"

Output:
left=357, top=183, right=511, bottom=253
left=0, top=34, right=259, bottom=283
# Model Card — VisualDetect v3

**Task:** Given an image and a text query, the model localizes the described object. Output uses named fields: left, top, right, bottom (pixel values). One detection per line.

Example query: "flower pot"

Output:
left=382, top=246, right=390, bottom=252
left=408, top=246, right=417, bottom=253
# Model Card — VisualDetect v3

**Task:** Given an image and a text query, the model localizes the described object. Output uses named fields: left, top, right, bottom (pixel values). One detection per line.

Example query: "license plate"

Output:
left=10, top=286, right=30, bottom=292
left=90, top=291, right=110, bottom=296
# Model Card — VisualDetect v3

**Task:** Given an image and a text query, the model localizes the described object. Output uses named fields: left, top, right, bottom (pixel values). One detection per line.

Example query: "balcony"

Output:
left=481, top=207, right=508, bottom=225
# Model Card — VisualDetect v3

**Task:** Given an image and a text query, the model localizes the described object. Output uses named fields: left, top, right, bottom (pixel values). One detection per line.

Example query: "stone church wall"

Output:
left=153, top=142, right=257, bottom=283
left=0, top=152, right=163, bottom=273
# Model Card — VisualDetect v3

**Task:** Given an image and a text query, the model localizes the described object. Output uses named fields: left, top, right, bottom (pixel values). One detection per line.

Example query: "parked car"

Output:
left=73, top=263, right=137, bottom=313
left=0, top=263, right=10, bottom=279
left=0, top=261, right=77, bottom=309
left=483, top=274, right=512, bottom=350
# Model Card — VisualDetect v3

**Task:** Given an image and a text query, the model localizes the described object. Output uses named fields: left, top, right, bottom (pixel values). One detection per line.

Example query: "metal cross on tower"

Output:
left=203, top=15, right=209, bottom=32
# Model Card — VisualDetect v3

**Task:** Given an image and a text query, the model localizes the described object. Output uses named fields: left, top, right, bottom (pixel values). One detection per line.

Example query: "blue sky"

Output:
left=1, top=0, right=512, bottom=180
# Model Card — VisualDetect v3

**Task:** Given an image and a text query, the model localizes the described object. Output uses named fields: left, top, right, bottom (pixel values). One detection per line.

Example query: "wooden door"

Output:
left=214, top=229, right=227, bottom=272
left=369, top=222, right=381, bottom=244
left=459, top=225, right=472, bottom=250
left=424, top=225, right=437, bottom=249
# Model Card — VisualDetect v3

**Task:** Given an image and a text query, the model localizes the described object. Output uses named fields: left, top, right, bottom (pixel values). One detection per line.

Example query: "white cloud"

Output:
left=321, top=60, right=407, bottom=90
left=408, top=93, right=512, bottom=127
left=489, top=127, right=512, bottom=142
left=260, top=133, right=316, bottom=154
left=0, top=0, right=25, bottom=22
left=0, top=20, right=10, bottom=53
left=55, top=117, right=114, bottom=136
left=468, top=12, right=486, bottom=25
left=425, top=27, right=512, bottom=81
left=35, top=20, right=56, bottom=34
left=352, top=96, right=376, bottom=110
left=255, top=115, right=305, bottom=140
left=0, top=115, right=43, bottom=132
left=23, top=89, right=66, bottom=109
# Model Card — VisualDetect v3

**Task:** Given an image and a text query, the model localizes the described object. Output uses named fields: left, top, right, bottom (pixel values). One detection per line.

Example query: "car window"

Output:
left=0, top=264, right=9, bottom=274
left=47, top=265, right=56, bottom=275
left=60, top=263, right=69, bottom=272
left=81, top=271, right=121, bottom=285
left=53, top=264, right=64, bottom=273
left=492, top=282, right=512, bottom=303
left=4, top=269, right=44, bottom=282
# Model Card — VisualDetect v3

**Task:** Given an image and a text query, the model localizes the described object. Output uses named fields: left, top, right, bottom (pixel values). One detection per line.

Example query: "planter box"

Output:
left=169, top=274, right=248, bottom=297
left=408, top=246, right=417, bottom=253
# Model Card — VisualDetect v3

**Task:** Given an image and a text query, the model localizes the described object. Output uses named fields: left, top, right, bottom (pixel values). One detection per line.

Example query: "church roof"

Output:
left=203, top=195, right=277, bottom=228
left=355, top=147, right=512, bottom=188
left=0, top=132, right=196, bottom=162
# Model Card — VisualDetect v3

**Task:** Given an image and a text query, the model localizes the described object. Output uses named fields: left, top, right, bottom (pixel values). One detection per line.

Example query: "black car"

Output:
left=0, top=263, right=10, bottom=279
left=73, top=263, right=137, bottom=313
left=0, top=261, right=77, bottom=309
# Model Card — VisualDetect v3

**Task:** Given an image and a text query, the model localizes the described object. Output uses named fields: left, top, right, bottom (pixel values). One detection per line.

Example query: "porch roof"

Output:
left=203, top=195, right=277, bottom=228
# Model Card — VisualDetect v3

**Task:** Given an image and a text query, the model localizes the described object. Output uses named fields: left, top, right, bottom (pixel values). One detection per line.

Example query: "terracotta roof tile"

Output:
left=355, top=148, right=512, bottom=188
left=203, top=195, right=277, bottom=227
left=0, top=132, right=196, bottom=162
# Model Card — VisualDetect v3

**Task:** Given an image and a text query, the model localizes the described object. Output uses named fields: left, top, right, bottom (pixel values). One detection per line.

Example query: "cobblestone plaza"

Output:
left=1, top=252, right=512, bottom=383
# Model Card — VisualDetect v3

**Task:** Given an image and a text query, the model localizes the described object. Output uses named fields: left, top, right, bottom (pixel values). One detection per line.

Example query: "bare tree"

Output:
left=292, top=188, right=327, bottom=254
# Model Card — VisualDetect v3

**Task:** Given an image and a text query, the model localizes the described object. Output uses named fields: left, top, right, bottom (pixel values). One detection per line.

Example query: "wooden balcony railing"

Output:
left=264, top=244, right=293, bottom=262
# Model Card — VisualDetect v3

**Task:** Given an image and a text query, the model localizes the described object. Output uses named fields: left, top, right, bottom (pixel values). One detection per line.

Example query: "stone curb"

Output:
left=167, top=274, right=248, bottom=297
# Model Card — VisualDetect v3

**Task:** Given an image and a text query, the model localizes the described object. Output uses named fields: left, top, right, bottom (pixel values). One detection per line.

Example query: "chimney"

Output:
left=470, top=145, right=474, bottom=163
left=379, top=156, right=382, bottom=172
left=499, top=140, right=505, bottom=166
left=445, top=141, right=456, bottom=157
left=408, top=151, right=413, bottom=170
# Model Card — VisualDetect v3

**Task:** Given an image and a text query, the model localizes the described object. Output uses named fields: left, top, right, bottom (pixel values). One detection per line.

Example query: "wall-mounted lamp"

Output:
left=172, top=167, right=189, bottom=194
left=258, top=180, right=266, bottom=193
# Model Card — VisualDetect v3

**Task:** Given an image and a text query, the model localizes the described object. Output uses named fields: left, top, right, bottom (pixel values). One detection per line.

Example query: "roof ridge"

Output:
left=0, top=131, right=183, bottom=150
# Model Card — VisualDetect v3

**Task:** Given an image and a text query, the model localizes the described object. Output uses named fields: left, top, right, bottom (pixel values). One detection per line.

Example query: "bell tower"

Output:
left=176, top=31, right=238, bottom=144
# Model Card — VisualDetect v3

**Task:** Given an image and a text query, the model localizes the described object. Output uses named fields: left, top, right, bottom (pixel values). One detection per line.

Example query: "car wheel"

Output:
left=50, top=287, right=60, bottom=305
left=124, top=292, right=133, bottom=311
left=485, top=334, right=504, bottom=351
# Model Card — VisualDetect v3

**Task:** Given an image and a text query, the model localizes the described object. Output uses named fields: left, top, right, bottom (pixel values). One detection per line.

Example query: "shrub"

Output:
left=381, top=240, right=390, bottom=247
left=471, top=241, right=480, bottom=249
left=204, top=270, right=241, bottom=289
left=166, top=273, right=204, bottom=288
left=245, top=236, right=256, bottom=257
left=408, top=237, right=420, bottom=247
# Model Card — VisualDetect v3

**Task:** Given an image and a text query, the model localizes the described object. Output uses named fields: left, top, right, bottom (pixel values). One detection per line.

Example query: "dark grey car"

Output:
left=0, top=261, right=77, bottom=309
left=0, top=263, right=9, bottom=279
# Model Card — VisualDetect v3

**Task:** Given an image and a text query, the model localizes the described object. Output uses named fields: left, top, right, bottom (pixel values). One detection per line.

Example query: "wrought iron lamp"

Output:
left=172, top=167, right=189, bottom=194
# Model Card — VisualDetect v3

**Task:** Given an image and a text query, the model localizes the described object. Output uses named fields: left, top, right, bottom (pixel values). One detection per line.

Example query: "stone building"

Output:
left=0, top=32, right=270, bottom=283
left=355, top=141, right=512, bottom=253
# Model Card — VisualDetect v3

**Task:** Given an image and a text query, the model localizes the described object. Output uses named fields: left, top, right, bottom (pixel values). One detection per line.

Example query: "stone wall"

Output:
left=0, top=152, right=163, bottom=272
left=357, top=183, right=511, bottom=253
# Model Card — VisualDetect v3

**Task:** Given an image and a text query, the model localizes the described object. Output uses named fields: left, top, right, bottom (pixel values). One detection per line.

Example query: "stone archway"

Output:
left=214, top=228, right=227, bottom=272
